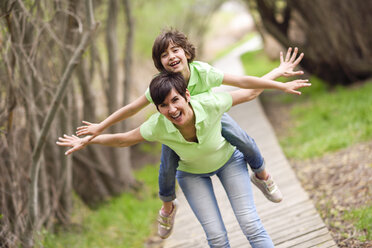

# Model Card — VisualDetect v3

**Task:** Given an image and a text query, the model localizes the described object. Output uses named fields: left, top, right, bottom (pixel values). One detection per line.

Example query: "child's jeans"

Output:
left=158, top=113, right=265, bottom=202
left=176, top=150, right=274, bottom=248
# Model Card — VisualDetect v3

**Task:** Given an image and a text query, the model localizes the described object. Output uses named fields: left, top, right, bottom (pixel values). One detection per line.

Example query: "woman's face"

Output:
left=157, top=88, right=193, bottom=127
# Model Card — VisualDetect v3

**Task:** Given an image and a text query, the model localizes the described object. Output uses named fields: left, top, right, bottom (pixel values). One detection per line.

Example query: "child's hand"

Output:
left=56, top=134, right=90, bottom=155
left=277, top=47, right=304, bottom=77
left=283, top=79, right=311, bottom=95
left=76, top=121, right=103, bottom=141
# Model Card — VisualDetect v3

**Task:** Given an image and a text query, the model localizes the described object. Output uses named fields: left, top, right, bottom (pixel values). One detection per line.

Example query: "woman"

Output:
left=57, top=72, right=309, bottom=247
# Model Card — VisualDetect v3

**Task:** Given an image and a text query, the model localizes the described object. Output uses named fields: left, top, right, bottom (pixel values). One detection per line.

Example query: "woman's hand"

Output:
left=276, top=47, right=304, bottom=77
left=56, top=134, right=90, bottom=155
left=283, top=79, right=311, bottom=95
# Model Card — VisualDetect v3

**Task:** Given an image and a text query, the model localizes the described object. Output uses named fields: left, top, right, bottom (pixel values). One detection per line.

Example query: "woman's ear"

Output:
left=186, top=89, right=191, bottom=102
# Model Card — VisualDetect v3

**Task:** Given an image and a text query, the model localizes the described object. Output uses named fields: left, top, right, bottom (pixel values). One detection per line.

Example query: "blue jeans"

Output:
left=158, top=113, right=265, bottom=201
left=176, top=150, right=274, bottom=248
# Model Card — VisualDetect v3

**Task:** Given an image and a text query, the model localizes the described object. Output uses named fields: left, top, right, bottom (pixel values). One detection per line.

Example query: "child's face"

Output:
left=160, top=42, right=191, bottom=80
left=157, top=88, right=193, bottom=128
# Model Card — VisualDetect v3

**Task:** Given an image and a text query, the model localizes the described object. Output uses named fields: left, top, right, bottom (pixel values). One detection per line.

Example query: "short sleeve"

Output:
left=188, top=62, right=224, bottom=94
left=213, top=92, right=233, bottom=114
left=140, top=118, right=157, bottom=142
left=144, top=88, right=154, bottom=103
left=207, top=65, right=224, bottom=88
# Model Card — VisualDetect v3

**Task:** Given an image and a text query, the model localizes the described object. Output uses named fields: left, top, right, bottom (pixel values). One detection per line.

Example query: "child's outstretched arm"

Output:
left=58, top=127, right=145, bottom=155
left=222, top=47, right=305, bottom=94
left=262, top=47, right=304, bottom=80
left=76, top=94, right=150, bottom=140
left=241, top=47, right=304, bottom=98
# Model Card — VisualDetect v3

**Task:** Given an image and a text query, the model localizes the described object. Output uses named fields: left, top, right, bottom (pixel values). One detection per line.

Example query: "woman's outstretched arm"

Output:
left=57, top=127, right=145, bottom=155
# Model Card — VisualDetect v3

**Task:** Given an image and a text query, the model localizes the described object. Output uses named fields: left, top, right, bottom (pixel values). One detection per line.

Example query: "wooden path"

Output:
left=161, top=41, right=338, bottom=248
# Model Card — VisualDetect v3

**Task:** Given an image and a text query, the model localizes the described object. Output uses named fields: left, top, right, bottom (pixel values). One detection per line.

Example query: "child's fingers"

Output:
left=293, top=53, right=304, bottom=66
left=285, top=47, right=292, bottom=62
left=280, top=51, right=284, bottom=63
left=82, top=121, right=92, bottom=125
left=292, top=70, right=304, bottom=76
left=56, top=141, right=71, bottom=147
left=289, top=47, right=298, bottom=62
left=76, top=130, right=87, bottom=136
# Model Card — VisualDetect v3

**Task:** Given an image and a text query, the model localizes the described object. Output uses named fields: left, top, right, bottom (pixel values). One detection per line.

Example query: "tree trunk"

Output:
left=246, top=0, right=372, bottom=85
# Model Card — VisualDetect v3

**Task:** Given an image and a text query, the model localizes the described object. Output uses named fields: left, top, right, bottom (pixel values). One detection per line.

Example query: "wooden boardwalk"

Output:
left=162, top=42, right=338, bottom=248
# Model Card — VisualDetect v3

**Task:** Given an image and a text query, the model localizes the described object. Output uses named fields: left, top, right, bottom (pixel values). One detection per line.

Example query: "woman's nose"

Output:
left=168, top=104, right=176, bottom=113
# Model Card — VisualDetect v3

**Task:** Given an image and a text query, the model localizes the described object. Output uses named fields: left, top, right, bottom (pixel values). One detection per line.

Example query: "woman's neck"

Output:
left=176, top=106, right=197, bottom=143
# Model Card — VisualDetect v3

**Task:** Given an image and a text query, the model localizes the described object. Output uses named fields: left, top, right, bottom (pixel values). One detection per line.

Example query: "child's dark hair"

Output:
left=152, top=28, right=196, bottom=72
left=149, top=72, right=187, bottom=109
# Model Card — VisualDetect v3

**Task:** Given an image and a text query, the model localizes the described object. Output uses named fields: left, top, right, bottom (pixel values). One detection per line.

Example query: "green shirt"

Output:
left=145, top=61, right=224, bottom=103
left=140, top=92, right=235, bottom=174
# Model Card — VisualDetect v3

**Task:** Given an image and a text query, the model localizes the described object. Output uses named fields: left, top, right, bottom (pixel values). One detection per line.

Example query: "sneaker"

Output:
left=157, top=200, right=178, bottom=239
left=251, top=174, right=283, bottom=203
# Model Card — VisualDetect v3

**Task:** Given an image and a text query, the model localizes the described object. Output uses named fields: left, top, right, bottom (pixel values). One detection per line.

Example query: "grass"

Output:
left=241, top=48, right=372, bottom=244
left=241, top=49, right=285, bottom=81
left=241, top=49, right=372, bottom=159
left=41, top=163, right=160, bottom=248
left=282, top=81, right=372, bottom=159
left=344, top=205, right=372, bottom=242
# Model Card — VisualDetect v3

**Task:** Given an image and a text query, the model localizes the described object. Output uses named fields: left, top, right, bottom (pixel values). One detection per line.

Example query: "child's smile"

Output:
left=161, top=42, right=191, bottom=80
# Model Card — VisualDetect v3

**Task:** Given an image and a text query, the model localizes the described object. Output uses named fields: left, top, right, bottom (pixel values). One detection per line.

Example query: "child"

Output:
left=59, top=72, right=310, bottom=247
left=75, top=28, right=305, bottom=238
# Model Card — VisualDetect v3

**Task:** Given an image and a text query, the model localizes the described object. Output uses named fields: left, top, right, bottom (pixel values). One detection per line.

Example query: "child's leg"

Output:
left=157, top=144, right=179, bottom=238
left=221, top=113, right=282, bottom=203
left=221, top=113, right=264, bottom=173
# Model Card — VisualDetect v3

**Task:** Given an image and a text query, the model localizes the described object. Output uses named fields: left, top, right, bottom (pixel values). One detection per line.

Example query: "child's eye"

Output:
left=161, top=53, right=167, bottom=58
left=172, top=97, right=179, bottom=103
left=159, top=103, right=167, bottom=108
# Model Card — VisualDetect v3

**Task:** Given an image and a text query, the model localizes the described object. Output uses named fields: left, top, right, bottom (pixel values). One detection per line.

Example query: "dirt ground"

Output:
left=261, top=92, right=372, bottom=248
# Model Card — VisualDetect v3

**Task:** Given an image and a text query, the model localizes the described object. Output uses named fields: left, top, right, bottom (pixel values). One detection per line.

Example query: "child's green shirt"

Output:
left=145, top=61, right=224, bottom=102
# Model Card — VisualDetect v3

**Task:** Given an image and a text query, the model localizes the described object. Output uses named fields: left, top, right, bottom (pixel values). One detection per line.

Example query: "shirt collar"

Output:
left=187, top=62, right=197, bottom=88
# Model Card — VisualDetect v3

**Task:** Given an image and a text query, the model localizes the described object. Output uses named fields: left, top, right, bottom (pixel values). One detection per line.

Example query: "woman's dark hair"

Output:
left=152, top=28, right=196, bottom=72
left=149, top=72, right=187, bottom=109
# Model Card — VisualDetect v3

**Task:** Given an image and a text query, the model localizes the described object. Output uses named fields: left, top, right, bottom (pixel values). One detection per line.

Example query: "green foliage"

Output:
left=241, top=49, right=372, bottom=159
left=344, top=205, right=372, bottom=241
left=240, top=49, right=284, bottom=80
left=42, top=164, right=160, bottom=248
left=282, top=81, right=372, bottom=159
left=133, top=0, right=196, bottom=57
left=138, top=142, right=162, bottom=156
